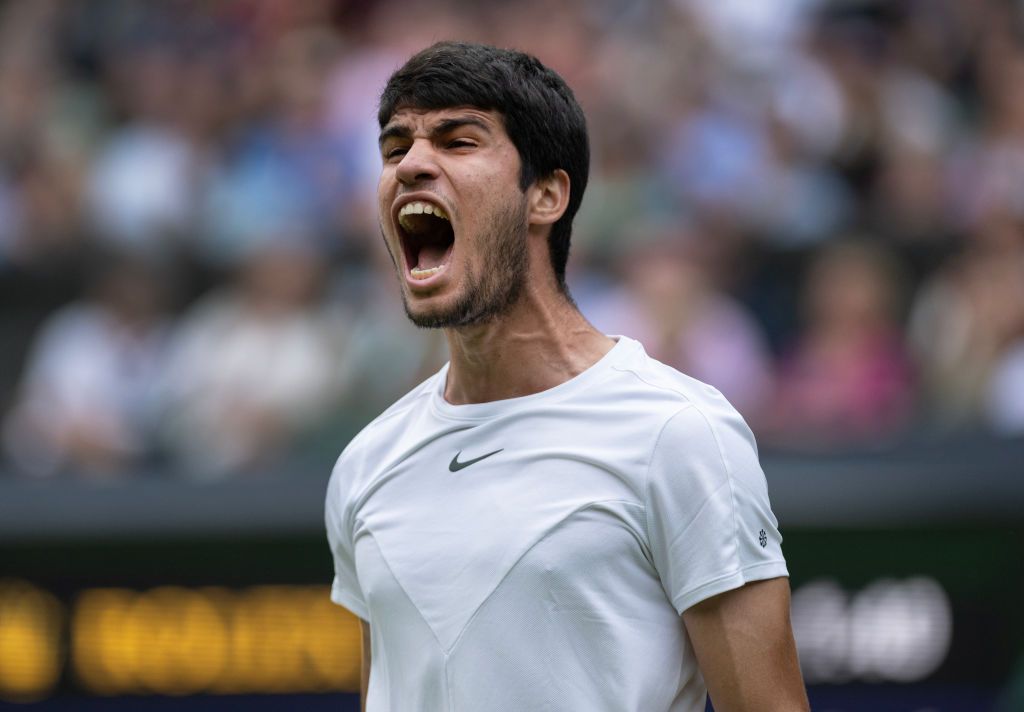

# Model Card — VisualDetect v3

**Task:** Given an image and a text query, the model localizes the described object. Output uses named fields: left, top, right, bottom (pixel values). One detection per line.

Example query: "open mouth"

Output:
left=397, top=201, right=455, bottom=280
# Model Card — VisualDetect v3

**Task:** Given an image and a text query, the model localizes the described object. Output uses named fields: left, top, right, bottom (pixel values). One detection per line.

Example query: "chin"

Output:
left=401, top=293, right=461, bottom=329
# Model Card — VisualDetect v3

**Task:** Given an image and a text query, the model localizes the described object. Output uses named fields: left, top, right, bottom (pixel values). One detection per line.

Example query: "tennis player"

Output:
left=326, top=41, right=809, bottom=711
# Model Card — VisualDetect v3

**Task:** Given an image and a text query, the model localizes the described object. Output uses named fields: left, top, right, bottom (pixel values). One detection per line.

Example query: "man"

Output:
left=325, top=41, right=809, bottom=711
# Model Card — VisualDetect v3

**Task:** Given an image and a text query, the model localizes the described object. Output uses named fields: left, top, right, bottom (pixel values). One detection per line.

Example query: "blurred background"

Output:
left=0, top=0, right=1022, bottom=709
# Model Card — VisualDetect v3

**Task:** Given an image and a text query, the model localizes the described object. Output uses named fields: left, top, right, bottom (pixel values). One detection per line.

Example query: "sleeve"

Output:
left=646, top=402, right=788, bottom=614
left=324, top=461, right=370, bottom=620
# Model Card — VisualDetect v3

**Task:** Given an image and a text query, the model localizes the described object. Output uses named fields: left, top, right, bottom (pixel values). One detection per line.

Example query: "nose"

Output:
left=396, top=139, right=440, bottom=186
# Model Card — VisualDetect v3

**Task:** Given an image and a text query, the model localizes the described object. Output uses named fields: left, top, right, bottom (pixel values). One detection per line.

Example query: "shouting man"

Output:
left=325, top=41, right=809, bottom=712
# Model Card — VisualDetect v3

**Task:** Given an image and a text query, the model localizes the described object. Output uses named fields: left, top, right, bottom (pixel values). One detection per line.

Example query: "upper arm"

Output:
left=646, top=404, right=788, bottom=613
left=360, top=619, right=371, bottom=712
left=682, top=577, right=808, bottom=712
left=326, top=463, right=371, bottom=620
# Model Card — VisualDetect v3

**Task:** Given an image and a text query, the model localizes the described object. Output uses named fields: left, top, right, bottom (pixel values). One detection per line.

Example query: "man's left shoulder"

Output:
left=609, top=343, right=764, bottom=478
left=608, top=340, right=748, bottom=428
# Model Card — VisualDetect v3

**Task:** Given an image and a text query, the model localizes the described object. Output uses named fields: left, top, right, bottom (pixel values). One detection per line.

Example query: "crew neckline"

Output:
left=430, top=335, right=636, bottom=421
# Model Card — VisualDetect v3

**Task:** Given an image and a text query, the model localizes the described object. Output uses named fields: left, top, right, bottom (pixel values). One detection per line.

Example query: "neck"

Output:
left=442, top=280, right=615, bottom=405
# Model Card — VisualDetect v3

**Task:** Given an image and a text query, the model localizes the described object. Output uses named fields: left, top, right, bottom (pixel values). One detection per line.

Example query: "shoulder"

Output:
left=345, top=366, right=442, bottom=453
left=609, top=338, right=762, bottom=487
left=609, top=336, right=752, bottom=436
left=326, top=367, right=444, bottom=508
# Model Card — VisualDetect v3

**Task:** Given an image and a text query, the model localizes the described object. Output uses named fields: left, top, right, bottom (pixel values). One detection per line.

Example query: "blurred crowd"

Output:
left=1, top=0, right=1023, bottom=479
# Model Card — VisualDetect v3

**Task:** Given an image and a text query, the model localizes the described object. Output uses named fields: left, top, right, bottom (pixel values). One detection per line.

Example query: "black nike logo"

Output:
left=449, top=448, right=504, bottom=472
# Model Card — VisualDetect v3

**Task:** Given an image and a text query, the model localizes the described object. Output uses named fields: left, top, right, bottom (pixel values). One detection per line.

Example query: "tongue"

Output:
left=417, top=243, right=450, bottom=270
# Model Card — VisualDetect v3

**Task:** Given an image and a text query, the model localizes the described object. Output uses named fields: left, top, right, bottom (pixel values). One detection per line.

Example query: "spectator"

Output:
left=201, top=27, right=356, bottom=264
left=987, top=339, right=1024, bottom=435
left=159, top=239, right=350, bottom=477
left=2, top=251, right=174, bottom=476
left=3, top=0, right=1024, bottom=467
left=303, top=251, right=449, bottom=457
left=769, top=240, right=915, bottom=446
left=86, top=44, right=205, bottom=254
left=910, top=214, right=1024, bottom=430
left=587, top=223, right=774, bottom=422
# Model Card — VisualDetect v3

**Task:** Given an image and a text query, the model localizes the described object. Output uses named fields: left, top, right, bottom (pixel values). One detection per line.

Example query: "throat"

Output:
left=416, top=242, right=452, bottom=271
left=444, top=318, right=618, bottom=405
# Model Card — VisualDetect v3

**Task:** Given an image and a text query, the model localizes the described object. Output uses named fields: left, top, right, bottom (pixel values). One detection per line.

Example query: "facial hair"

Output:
left=390, top=198, right=530, bottom=329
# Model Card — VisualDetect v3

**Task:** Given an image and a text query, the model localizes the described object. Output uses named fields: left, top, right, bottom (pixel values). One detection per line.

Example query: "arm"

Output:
left=682, top=577, right=809, bottom=712
left=360, top=619, right=371, bottom=712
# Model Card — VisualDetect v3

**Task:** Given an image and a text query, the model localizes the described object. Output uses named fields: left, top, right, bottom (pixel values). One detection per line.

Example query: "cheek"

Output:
left=463, top=167, right=521, bottom=211
left=377, top=170, right=396, bottom=206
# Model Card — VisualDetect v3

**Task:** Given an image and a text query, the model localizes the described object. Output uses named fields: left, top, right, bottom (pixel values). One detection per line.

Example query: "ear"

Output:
left=527, top=169, right=570, bottom=227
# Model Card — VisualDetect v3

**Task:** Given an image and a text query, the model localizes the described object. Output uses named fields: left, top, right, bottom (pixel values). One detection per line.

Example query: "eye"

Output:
left=447, top=138, right=476, bottom=150
left=383, top=146, right=408, bottom=161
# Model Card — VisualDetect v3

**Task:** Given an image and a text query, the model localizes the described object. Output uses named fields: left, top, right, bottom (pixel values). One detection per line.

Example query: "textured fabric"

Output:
left=325, top=336, right=787, bottom=711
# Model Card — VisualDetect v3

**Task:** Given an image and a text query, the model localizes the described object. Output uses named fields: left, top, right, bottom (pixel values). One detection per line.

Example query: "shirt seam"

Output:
left=642, top=404, right=699, bottom=556
left=427, top=337, right=634, bottom=422
left=611, top=362, right=697, bottom=401
left=427, top=366, right=620, bottom=422
left=445, top=498, right=644, bottom=656
left=359, top=526, right=447, bottom=651
left=664, top=478, right=733, bottom=549
left=330, top=579, right=369, bottom=620
left=687, top=405, right=743, bottom=579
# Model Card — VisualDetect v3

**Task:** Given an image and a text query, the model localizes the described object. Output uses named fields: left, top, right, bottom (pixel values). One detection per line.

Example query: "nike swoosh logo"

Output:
left=449, top=448, right=504, bottom=472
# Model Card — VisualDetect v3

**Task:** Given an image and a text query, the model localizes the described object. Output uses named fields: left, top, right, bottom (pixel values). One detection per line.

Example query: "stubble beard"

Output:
left=388, top=199, right=530, bottom=329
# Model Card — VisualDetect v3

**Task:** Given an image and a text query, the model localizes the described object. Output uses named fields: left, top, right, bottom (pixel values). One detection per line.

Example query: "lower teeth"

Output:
left=411, top=266, right=443, bottom=278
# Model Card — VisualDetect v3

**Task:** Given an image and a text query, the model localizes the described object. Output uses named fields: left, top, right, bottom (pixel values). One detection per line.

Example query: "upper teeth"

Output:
left=398, top=201, right=449, bottom=230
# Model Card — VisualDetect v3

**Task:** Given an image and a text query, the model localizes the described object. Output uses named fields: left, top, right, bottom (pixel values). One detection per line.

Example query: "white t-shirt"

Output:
left=325, top=336, right=787, bottom=711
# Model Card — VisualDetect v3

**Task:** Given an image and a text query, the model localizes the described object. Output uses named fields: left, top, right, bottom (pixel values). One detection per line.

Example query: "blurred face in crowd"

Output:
left=241, top=247, right=324, bottom=314
left=377, top=106, right=530, bottom=328
left=806, top=245, right=895, bottom=331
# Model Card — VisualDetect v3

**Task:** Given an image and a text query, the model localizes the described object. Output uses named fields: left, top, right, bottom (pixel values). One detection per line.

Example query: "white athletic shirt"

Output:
left=325, top=336, right=787, bottom=711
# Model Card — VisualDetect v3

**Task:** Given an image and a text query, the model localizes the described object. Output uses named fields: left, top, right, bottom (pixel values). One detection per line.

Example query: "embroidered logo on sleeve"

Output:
left=758, top=529, right=768, bottom=548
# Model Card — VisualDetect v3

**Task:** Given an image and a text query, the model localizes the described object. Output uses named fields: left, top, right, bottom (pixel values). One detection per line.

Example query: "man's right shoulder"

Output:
left=330, top=369, right=442, bottom=486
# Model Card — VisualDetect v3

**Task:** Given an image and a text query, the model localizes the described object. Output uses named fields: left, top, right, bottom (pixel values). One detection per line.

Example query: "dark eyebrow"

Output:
left=432, top=117, right=493, bottom=136
left=378, top=123, right=411, bottom=147
left=378, top=116, right=493, bottom=147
